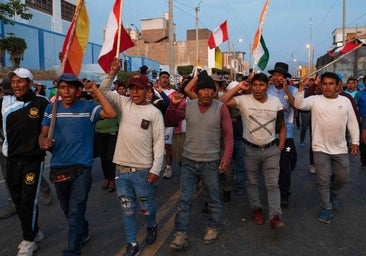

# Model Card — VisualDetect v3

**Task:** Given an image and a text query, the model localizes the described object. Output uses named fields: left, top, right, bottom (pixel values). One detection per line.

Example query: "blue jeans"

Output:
left=175, top=158, right=222, bottom=232
left=54, top=168, right=92, bottom=256
left=313, top=152, right=350, bottom=209
left=244, top=145, right=282, bottom=218
left=232, top=139, right=245, bottom=189
left=115, top=168, right=156, bottom=244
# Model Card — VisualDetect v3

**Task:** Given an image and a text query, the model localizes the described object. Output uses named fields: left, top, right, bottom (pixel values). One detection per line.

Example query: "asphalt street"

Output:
left=1, top=128, right=366, bottom=256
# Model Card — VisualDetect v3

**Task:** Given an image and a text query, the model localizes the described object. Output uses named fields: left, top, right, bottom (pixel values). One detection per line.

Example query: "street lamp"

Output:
left=233, top=38, right=243, bottom=80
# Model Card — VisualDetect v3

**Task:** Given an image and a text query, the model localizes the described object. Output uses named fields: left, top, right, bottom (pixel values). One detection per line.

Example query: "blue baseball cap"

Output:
left=57, top=73, right=83, bottom=87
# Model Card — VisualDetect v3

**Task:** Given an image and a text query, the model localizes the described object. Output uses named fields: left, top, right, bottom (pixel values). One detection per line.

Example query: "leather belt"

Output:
left=243, top=139, right=276, bottom=150
left=117, top=165, right=137, bottom=173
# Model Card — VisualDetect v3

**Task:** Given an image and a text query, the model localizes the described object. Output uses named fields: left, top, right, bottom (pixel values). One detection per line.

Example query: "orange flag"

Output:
left=61, top=0, right=90, bottom=75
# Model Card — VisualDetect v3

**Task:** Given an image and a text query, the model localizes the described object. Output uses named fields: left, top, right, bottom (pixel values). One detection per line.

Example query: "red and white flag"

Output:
left=208, top=20, right=229, bottom=49
left=98, top=0, right=134, bottom=73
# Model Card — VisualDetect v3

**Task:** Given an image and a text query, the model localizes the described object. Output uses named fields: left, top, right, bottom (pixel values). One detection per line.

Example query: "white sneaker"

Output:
left=309, top=165, right=316, bottom=174
left=17, top=240, right=37, bottom=256
left=162, top=166, right=172, bottom=179
left=18, top=231, right=44, bottom=249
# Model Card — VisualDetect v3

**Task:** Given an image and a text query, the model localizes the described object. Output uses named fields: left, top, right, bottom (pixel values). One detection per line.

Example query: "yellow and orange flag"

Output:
left=61, top=0, right=90, bottom=75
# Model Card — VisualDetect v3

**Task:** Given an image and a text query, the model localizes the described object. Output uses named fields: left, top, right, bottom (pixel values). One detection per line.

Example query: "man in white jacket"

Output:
left=294, top=72, right=359, bottom=224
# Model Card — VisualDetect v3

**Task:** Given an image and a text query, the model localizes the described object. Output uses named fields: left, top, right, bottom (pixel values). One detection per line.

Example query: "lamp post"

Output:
left=233, top=38, right=243, bottom=80
left=195, top=0, right=204, bottom=64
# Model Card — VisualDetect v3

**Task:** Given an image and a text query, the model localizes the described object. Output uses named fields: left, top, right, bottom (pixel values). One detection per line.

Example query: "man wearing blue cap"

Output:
left=38, top=73, right=117, bottom=256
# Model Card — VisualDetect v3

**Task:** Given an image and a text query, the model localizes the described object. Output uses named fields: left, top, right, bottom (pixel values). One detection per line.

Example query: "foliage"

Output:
left=0, top=0, right=33, bottom=25
left=1, top=33, right=27, bottom=68
left=177, top=65, right=194, bottom=76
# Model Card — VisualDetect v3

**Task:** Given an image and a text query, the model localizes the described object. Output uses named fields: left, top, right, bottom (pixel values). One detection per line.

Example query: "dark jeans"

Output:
left=95, top=132, right=117, bottom=181
left=300, top=111, right=311, bottom=142
left=55, top=168, right=92, bottom=256
left=277, top=138, right=297, bottom=199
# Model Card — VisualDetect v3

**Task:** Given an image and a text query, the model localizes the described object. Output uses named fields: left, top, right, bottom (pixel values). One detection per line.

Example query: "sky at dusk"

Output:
left=87, top=0, right=366, bottom=72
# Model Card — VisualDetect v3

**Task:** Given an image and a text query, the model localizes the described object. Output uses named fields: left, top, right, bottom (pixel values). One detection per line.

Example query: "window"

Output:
left=26, top=0, right=52, bottom=15
left=61, top=0, right=75, bottom=22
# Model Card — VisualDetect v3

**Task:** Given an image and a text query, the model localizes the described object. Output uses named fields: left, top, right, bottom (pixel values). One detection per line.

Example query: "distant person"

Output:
left=295, top=72, right=359, bottom=224
left=344, top=77, right=360, bottom=104
left=1, top=68, right=49, bottom=255
left=220, top=73, right=286, bottom=230
left=34, top=83, right=46, bottom=96
left=267, top=62, right=298, bottom=208
left=166, top=70, right=233, bottom=249
left=99, top=58, right=165, bottom=256
left=39, top=74, right=117, bottom=256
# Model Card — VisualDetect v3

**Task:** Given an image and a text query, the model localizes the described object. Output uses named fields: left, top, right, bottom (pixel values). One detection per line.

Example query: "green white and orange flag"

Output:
left=251, top=0, right=270, bottom=71
left=61, top=0, right=90, bottom=75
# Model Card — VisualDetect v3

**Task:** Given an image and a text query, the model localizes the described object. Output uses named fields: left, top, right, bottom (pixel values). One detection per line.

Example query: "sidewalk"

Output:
left=1, top=129, right=366, bottom=256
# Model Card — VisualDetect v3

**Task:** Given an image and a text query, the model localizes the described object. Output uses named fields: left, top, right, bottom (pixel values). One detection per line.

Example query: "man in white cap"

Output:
left=1, top=68, right=49, bottom=255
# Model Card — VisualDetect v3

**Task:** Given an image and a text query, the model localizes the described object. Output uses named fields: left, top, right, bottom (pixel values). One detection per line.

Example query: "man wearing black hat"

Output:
left=267, top=62, right=298, bottom=208
left=39, top=73, right=117, bottom=256
left=166, top=71, right=233, bottom=249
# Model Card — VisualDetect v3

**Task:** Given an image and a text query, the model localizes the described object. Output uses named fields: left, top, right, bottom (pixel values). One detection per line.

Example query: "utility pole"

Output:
left=342, top=0, right=346, bottom=46
left=195, top=0, right=203, bottom=64
left=168, top=0, right=174, bottom=76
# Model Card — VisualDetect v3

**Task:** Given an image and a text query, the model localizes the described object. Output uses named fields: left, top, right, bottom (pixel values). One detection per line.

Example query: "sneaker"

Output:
left=203, top=227, right=218, bottom=245
left=299, top=141, right=305, bottom=147
left=270, top=215, right=285, bottom=229
left=169, top=231, right=188, bottom=250
left=330, top=195, right=341, bottom=210
left=309, top=165, right=316, bottom=174
left=201, top=202, right=211, bottom=216
left=42, top=190, right=53, bottom=205
left=222, top=191, right=231, bottom=203
left=124, top=243, right=141, bottom=256
left=235, top=187, right=244, bottom=196
left=252, top=207, right=265, bottom=225
left=17, top=240, right=37, bottom=256
left=34, top=230, right=45, bottom=242
left=82, top=230, right=90, bottom=245
left=145, top=225, right=157, bottom=245
left=162, top=166, right=172, bottom=179
left=318, top=208, right=333, bottom=224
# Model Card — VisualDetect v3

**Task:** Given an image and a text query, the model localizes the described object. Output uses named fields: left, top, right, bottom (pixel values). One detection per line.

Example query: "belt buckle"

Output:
left=259, top=144, right=266, bottom=150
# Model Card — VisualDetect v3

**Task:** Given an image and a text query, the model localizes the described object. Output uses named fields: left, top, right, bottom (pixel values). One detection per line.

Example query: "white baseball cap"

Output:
left=226, top=81, right=239, bottom=91
left=8, top=68, right=33, bottom=81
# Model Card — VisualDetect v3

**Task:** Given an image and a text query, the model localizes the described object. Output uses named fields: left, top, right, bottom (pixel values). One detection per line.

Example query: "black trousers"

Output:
left=6, top=157, right=42, bottom=241
left=277, top=138, right=297, bottom=199
left=95, top=132, right=117, bottom=181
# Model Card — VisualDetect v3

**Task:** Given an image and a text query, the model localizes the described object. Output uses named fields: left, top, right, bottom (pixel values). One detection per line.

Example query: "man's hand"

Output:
left=109, top=57, right=121, bottom=76
left=147, top=172, right=159, bottom=184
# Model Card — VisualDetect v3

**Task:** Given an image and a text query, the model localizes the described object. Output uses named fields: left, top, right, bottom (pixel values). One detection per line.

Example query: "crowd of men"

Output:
left=0, top=57, right=363, bottom=256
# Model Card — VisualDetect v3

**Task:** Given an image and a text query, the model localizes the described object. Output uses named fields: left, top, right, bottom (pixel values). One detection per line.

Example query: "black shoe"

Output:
left=82, top=223, right=90, bottom=246
left=281, top=198, right=289, bottom=208
left=201, top=201, right=211, bottom=216
left=223, top=191, right=231, bottom=203
left=124, top=243, right=141, bottom=256
left=145, top=225, right=157, bottom=245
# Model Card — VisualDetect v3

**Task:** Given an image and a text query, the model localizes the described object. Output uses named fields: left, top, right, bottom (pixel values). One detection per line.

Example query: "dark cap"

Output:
left=128, top=73, right=149, bottom=89
left=57, top=73, right=83, bottom=87
left=268, top=62, right=292, bottom=78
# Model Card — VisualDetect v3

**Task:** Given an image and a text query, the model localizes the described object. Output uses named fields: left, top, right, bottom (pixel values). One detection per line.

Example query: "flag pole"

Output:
left=48, top=0, right=84, bottom=138
left=116, top=0, right=123, bottom=58
left=305, top=43, right=364, bottom=78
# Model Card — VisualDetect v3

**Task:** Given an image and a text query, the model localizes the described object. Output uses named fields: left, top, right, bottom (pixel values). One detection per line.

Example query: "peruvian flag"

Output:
left=98, top=0, right=134, bottom=73
left=208, top=20, right=229, bottom=49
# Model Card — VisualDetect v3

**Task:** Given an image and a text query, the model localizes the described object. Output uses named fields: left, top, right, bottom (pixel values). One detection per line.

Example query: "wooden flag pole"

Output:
left=116, top=0, right=124, bottom=58
left=48, top=0, right=84, bottom=138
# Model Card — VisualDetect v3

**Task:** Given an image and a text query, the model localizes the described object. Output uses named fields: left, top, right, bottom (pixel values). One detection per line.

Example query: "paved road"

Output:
left=1, top=129, right=366, bottom=256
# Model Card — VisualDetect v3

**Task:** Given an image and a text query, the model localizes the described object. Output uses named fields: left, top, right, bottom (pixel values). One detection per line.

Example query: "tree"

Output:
left=0, top=0, right=33, bottom=25
left=2, top=33, right=27, bottom=68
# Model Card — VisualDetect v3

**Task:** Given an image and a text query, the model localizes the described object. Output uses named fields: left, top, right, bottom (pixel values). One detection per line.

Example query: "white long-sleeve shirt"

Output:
left=99, top=75, right=165, bottom=175
left=295, top=91, right=359, bottom=154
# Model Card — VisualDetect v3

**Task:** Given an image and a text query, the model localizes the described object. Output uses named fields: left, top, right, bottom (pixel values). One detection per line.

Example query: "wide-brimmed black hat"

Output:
left=268, top=62, right=292, bottom=78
